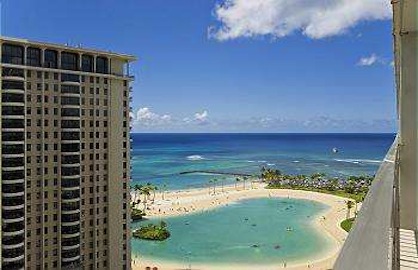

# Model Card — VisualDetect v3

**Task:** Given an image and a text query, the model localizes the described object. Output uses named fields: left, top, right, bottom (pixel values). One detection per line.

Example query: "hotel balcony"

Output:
left=2, top=220, right=25, bottom=236
left=2, top=144, right=25, bottom=155
left=61, top=73, right=80, bottom=83
left=62, top=176, right=80, bottom=186
left=61, top=201, right=80, bottom=213
left=61, top=143, right=80, bottom=153
left=2, top=80, right=24, bottom=91
left=2, top=254, right=25, bottom=270
left=2, top=67, right=25, bottom=81
left=2, top=93, right=24, bottom=104
left=61, top=223, right=80, bottom=235
left=2, top=195, right=24, bottom=207
left=2, top=132, right=24, bottom=142
left=334, top=1, right=418, bottom=269
left=61, top=189, right=80, bottom=201
left=61, top=222, right=81, bottom=267
left=2, top=234, right=25, bottom=247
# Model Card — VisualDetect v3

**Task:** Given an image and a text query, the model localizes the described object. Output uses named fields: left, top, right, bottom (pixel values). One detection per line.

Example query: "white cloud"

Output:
left=209, top=0, right=391, bottom=41
left=194, top=110, right=208, bottom=122
left=130, top=107, right=172, bottom=127
left=357, top=54, right=379, bottom=66
left=130, top=107, right=211, bottom=130
left=130, top=107, right=395, bottom=133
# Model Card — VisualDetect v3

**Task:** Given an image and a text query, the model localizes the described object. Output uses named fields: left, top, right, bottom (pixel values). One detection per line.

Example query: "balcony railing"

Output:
left=61, top=143, right=80, bottom=152
left=2, top=132, right=24, bottom=141
left=61, top=224, right=80, bottom=235
left=61, top=213, right=80, bottom=223
left=334, top=137, right=399, bottom=269
left=61, top=190, right=80, bottom=200
left=2, top=93, right=24, bottom=103
left=2, top=196, right=24, bottom=207
left=2, top=145, right=25, bottom=155
left=61, top=201, right=80, bottom=212
left=2, top=157, right=24, bottom=167
left=2, top=81, right=24, bottom=90
left=2, top=209, right=24, bottom=220
left=62, top=155, right=80, bottom=164
left=62, top=236, right=80, bottom=247
left=61, top=120, right=80, bottom=129
left=2, top=260, right=25, bottom=270
left=2, top=68, right=25, bottom=78
left=2, top=234, right=24, bottom=246
left=61, top=74, right=80, bottom=83
left=2, top=221, right=25, bottom=233
left=61, top=132, right=80, bottom=141
left=61, top=108, right=80, bottom=117
left=1, top=106, right=24, bottom=116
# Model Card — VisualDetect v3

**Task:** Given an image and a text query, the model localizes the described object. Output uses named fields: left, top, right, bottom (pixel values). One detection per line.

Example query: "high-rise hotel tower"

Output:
left=0, top=37, right=135, bottom=270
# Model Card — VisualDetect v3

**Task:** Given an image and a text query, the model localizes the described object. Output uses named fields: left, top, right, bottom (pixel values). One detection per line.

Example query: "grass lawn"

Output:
left=266, top=185, right=366, bottom=202
left=341, top=218, right=355, bottom=232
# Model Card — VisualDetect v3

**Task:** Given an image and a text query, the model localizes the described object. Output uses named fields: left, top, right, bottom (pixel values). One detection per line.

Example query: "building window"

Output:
left=82, top=55, right=93, bottom=72
left=61, top=52, right=78, bottom=70
left=2, top=44, right=24, bottom=65
left=96, top=57, right=108, bottom=74
left=27, top=47, right=41, bottom=67
left=44, top=49, right=58, bottom=68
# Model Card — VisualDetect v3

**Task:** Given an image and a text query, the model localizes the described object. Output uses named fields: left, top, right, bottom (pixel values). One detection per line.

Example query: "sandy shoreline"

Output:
left=131, top=183, right=349, bottom=270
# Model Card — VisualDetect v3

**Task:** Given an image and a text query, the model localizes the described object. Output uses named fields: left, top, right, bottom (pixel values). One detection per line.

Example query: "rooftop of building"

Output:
left=0, top=36, right=137, bottom=62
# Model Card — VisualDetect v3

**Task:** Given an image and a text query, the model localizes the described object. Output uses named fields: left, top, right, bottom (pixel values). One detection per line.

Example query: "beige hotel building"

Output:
left=0, top=37, right=135, bottom=270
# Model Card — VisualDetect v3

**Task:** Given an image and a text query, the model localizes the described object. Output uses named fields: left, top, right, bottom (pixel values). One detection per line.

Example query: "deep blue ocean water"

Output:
left=131, top=133, right=395, bottom=190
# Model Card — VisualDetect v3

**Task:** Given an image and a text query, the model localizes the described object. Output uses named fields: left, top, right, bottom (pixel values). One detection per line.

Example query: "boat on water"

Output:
left=332, top=147, right=339, bottom=153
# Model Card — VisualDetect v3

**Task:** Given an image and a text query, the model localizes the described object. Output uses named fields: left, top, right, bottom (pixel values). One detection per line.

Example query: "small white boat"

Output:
left=332, top=147, right=339, bottom=153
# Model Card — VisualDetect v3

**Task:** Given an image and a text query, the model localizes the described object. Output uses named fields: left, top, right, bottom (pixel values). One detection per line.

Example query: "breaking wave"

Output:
left=186, top=155, right=205, bottom=161
left=334, top=159, right=382, bottom=165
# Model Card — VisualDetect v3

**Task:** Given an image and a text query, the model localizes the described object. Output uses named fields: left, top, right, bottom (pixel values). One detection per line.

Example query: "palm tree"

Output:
left=152, top=186, right=158, bottom=202
left=221, top=178, right=225, bottom=193
left=133, top=184, right=143, bottom=205
left=143, top=183, right=156, bottom=203
left=235, top=177, right=240, bottom=190
left=260, top=166, right=266, bottom=181
left=213, top=179, right=218, bottom=194
left=346, top=200, right=354, bottom=219
left=250, top=176, right=257, bottom=189
left=130, top=185, right=137, bottom=205
left=243, top=176, right=248, bottom=190
left=207, top=181, right=212, bottom=195
left=161, top=184, right=167, bottom=200
left=140, top=186, right=151, bottom=211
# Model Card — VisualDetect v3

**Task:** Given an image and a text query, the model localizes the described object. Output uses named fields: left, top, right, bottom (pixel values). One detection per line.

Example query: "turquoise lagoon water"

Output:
left=131, top=198, right=333, bottom=266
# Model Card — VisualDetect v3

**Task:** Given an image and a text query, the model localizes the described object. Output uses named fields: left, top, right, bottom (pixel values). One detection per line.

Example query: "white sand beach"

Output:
left=131, top=182, right=350, bottom=270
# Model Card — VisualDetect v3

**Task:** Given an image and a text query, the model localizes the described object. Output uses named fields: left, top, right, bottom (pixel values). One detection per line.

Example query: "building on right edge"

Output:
left=334, top=1, right=418, bottom=269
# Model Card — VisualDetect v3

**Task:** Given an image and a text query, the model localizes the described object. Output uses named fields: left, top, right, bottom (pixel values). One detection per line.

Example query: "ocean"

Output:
left=130, top=133, right=395, bottom=190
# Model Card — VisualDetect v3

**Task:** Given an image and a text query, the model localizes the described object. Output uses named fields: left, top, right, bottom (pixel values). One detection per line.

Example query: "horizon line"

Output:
left=130, top=132, right=397, bottom=135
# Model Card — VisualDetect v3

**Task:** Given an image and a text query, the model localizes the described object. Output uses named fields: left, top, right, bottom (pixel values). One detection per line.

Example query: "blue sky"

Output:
left=2, top=0, right=396, bottom=133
